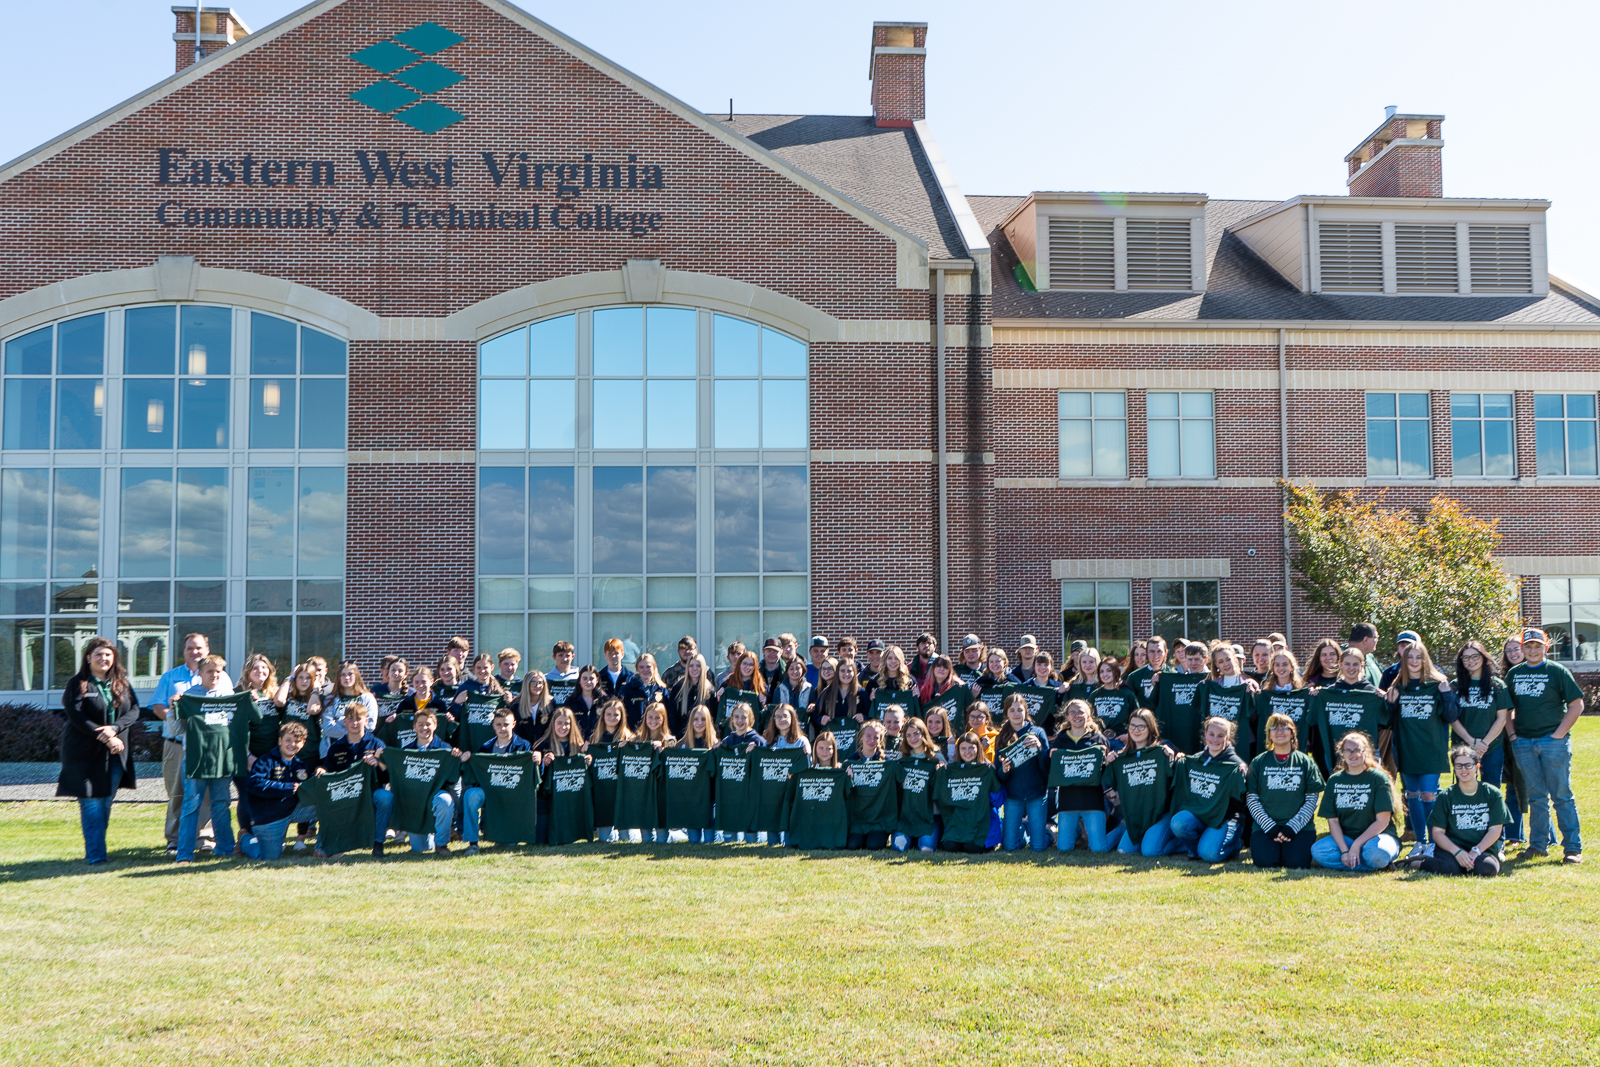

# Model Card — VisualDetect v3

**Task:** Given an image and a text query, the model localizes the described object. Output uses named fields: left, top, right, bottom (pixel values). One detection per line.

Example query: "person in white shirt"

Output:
left=149, top=632, right=234, bottom=853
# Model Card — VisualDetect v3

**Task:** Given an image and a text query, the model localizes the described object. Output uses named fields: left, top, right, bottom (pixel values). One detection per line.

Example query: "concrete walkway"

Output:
left=0, top=762, right=169, bottom=802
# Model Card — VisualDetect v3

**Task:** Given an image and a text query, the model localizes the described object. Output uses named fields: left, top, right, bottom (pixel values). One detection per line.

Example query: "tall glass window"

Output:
left=0, top=306, right=347, bottom=694
left=1534, top=394, right=1599, bottom=477
left=1366, top=392, right=1432, bottom=478
left=1450, top=393, right=1515, bottom=478
left=477, top=307, right=809, bottom=671
left=1151, top=580, right=1220, bottom=646
left=1060, top=580, right=1131, bottom=658
left=1147, top=391, right=1214, bottom=479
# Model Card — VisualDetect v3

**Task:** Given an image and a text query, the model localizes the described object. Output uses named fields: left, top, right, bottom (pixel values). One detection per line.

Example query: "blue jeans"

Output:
left=682, top=828, right=708, bottom=843
left=177, top=776, right=235, bottom=861
left=372, top=788, right=394, bottom=844
left=1480, top=745, right=1522, bottom=842
left=1401, top=772, right=1441, bottom=845
left=240, top=804, right=318, bottom=859
left=408, top=791, right=455, bottom=852
left=1311, top=834, right=1400, bottom=871
left=1513, top=735, right=1582, bottom=854
left=1116, top=815, right=1179, bottom=856
left=1056, top=809, right=1111, bottom=852
left=1169, top=809, right=1243, bottom=862
left=462, top=787, right=485, bottom=843
left=1002, top=795, right=1049, bottom=851
left=643, top=827, right=670, bottom=843
left=78, top=760, right=124, bottom=864
left=892, top=831, right=938, bottom=852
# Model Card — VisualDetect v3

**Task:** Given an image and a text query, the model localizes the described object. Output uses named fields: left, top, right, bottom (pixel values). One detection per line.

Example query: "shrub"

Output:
left=0, top=702, right=164, bottom=762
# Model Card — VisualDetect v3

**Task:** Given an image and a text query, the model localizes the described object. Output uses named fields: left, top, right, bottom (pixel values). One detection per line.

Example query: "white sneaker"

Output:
left=1402, top=843, right=1426, bottom=862
left=1421, top=843, right=1436, bottom=858
left=293, top=840, right=308, bottom=852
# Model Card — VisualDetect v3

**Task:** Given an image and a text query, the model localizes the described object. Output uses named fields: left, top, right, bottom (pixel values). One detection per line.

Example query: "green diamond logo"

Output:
left=349, top=40, right=415, bottom=74
left=349, top=81, right=420, bottom=114
left=347, top=24, right=465, bottom=131
left=393, top=61, right=463, bottom=95
left=394, top=22, right=465, bottom=55
left=392, top=101, right=465, bottom=133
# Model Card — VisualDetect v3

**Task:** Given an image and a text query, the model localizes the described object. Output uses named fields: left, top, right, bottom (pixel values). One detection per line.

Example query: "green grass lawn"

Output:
left=3, top=722, right=1599, bottom=1066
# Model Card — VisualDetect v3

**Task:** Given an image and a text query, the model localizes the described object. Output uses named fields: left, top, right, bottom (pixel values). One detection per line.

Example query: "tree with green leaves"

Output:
left=1282, top=482, right=1521, bottom=662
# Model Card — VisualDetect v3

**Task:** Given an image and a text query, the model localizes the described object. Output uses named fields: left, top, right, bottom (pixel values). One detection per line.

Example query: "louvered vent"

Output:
left=1395, top=224, right=1459, bottom=292
left=1125, top=219, right=1193, bottom=289
left=1318, top=222, right=1383, bottom=291
left=1469, top=225, right=1533, bottom=294
left=1048, top=218, right=1114, bottom=290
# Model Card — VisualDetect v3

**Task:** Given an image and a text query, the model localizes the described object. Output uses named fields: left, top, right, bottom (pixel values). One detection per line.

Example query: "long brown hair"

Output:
left=334, top=660, right=369, bottom=697
left=241, top=652, right=279, bottom=696
left=537, top=706, right=588, bottom=756
left=69, top=636, right=131, bottom=706
left=1303, top=638, right=1343, bottom=683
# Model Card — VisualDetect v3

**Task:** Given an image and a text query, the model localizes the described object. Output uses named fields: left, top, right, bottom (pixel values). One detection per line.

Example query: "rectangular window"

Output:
left=1319, top=222, right=1383, bottom=292
left=1151, top=579, right=1220, bottom=646
left=1146, top=391, right=1214, bottom=478
left=1061, top=580, right=1131, bottom=658
left=1450, top=393, right=1515, bottom=477
left=3, top=316, right=105, bottom=451
left=1366, top=392, right=1432, bottom=478
left=1535, top=394, right=1598, bottom=476
left=1539, top=577, right=1600, bottom=662
left=1057, top=391, right=1127, bottom=478
left=1048, top=218, right=1114, bottom=290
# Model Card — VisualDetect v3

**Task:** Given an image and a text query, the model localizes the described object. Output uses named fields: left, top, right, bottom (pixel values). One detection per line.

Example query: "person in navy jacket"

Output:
left=994, top=693, right=1053, bottom=851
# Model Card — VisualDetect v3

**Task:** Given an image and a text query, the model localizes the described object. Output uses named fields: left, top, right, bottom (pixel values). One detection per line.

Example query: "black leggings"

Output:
left=1419, top=850, right=1501, bottom=876
left=1250, top=825, right=1316, bottom=869
left=939, top=840, right=990, bottom=854
left=847, top=831, right=888, bottom=850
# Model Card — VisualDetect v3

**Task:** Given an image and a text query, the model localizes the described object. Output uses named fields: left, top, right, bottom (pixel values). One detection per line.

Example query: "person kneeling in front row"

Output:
left=321, top=702, right=394, bottom=858
left=239, top=722, right=317, bottom=860
left=402, top=707, right=465, bottom=856
left=1409, top=745, right=1508, bottom=877
left=461, top=707, right=532, bottom=856
left=1311, top=731, right=1400, bottom=872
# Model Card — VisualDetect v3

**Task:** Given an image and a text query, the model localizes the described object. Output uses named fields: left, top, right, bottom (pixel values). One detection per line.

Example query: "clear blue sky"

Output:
left=4, top=0, right=1597, bottom=294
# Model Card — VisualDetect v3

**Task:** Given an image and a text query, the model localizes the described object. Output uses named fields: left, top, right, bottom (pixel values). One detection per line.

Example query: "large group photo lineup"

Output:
left=59, top=618, right=1584, bottom=875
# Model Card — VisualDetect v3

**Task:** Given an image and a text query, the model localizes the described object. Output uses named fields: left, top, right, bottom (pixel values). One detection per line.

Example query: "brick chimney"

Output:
left=1345, top=107, right=1444, bottom=197
left=869, top=22, right=927, bottom=128
left=172, top=6, right=251, bottom=72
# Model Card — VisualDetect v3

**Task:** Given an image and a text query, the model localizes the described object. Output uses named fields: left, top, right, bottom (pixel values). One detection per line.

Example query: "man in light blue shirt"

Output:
left=150, top=632, right=234, bottom=852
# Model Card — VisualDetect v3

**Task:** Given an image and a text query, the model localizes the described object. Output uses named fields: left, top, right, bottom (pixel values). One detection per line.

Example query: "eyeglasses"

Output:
left=1269, top=725, right=1292, bottom=732
left=1453, top=762, right=1477, bottom=770
left=1462, top=652, right=1483, bottom=661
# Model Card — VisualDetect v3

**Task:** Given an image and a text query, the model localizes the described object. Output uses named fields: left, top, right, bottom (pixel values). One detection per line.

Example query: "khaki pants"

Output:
left=162, top=740, right=212, bottom=847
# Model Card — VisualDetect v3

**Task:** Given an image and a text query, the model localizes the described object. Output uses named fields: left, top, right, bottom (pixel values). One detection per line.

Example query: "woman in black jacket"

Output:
left=57, top=636, right=142, bottom=864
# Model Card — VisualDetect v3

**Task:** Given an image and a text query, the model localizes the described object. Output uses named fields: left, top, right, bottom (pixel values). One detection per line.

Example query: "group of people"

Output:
left=55, top=622, right=1586, bottom=874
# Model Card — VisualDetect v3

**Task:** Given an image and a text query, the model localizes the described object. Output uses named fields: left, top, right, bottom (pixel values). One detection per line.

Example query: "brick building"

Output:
left=0, top=2, right=1594, bottom=701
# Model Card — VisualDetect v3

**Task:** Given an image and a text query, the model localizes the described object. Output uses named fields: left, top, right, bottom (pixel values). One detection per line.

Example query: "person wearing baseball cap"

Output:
left=1505, top=627, right=1585, bottom=863
left=759, top=637, right=785, bottom=695
left=805, top=636, right=829, bottom=687
left=955, top=635, right=985, bottom=684
left=1010, top=635, right=1040, bottom=684
left=1379, top=630, right=1423, bottom=692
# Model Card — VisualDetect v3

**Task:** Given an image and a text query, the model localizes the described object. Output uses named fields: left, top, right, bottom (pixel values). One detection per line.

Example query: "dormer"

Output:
left=1002, top=192, right=1208, bottom=293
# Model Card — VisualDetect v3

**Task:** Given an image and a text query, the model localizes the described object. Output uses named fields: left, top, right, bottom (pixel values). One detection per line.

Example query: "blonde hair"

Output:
left=679, top=705, right=719, bottom=749
left=637, top=702, right=675, bottom=745
left=591, top=698, right=633, bottom=744
left=538, top=706, right=588, bottom=756
left=241, top=653, right=277, bottom=694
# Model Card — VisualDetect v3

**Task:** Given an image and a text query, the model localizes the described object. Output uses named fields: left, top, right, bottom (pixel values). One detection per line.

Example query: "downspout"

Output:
left=935, top=267, right=949, bottom=652
left=194, top=1, right=203, bottom=65
left=1279, top=327, right=1293, bottom=649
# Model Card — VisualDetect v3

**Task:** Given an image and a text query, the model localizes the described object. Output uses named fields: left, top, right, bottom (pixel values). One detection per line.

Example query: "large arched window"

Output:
left=476, top=306, right=808, bottom=671
left=0, top=306, right=347, bottom=693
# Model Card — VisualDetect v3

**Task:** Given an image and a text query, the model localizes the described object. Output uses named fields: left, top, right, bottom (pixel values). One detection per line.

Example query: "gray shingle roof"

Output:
left=718, top=115, right=968, bottom=260
left=970, top=195, right=1600, bottom=324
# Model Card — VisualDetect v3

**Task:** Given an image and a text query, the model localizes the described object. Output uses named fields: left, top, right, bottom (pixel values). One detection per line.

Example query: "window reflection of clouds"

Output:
left=296, top=468, right=345, bottom=576
left=592, top=467, right=643, bottom=574
left=714, top=466, right=759, bottom=573
left=51, top=469, right=100, bottom=579
left=528, top=468, right=574, bottom=574
left=646, top=466, right=696, bottom=572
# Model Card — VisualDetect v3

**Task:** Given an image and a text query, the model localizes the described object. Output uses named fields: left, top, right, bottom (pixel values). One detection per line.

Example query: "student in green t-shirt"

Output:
left=1410, top=745, right=1509, bottom=876
left=783, top=732, right=852, bottom=850
left=1504, top=628, right=1585, bottom=863
left=1104, top=708, right=1179, bottom=857
left=1089, top=658, right=1139, bottom=741
left=1245, top=713, right=1324, bottom=869
left=1450, top=640, right=1513, bottom=842
left=934, top=733, right=999, bottom=853
left=669, top=706, right=718, bottom=843
left=1383, top=639, right=1459, bottom=861
left=891, top=717, right=944, bottom=853
left=175, top=655, right=252, bottom=864
left=1311, top=731, right=1400, bottom=872
left=845, top=722, right=896, bottom=850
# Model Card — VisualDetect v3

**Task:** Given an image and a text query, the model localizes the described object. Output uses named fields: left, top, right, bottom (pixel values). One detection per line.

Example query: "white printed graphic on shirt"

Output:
left=1333, top=781, right=1372, bottom=810
left=1325, top=702, right=1364, bottom=728
left=1187, top=769, right=1222, bottom=799
left=1513, top=676, right=1548, bottom=698
left=799, top=778, right=835, bottom=802
left=901, top=766, right=930, bottom=794
left=760, top=759, right=793, bottom=782
left=552, top=768, right=586, bottom=792
left=328, top=776, right=364, bottom=802
left=666, top=757, right=700, bottom=780
left=1400, top=695, right=1435, bottom=720
left=1454, top=801, right=1491, bottom=832
left=1055, top=752, right=1099, bottom=780
left=1124, top=763, right=1158, bottom=788
left=488, top=764, right=524, bottom=789
left=622, top=755, right=653, bottom=780
left=403, top=755, right=438, bottom=781
left=947, top=778, right=983, bottom=803
left=719, top=759, right=746, bottom=783
left=1262, top=767, right=1304, bottom=791
left=853, top=764, right=885, bottom=788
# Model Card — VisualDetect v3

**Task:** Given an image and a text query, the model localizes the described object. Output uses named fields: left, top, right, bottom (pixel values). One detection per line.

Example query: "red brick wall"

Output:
left=1348, top=144, right=1443, bottom=198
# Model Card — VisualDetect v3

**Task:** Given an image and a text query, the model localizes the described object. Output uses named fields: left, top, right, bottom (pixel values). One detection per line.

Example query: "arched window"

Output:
left=0, top=306, right=347, bottom=692
left=476, top=307, right=809, bottom=671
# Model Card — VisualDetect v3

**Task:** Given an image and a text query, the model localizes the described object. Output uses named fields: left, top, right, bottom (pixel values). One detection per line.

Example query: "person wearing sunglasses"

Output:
left=1409, top=745, right=1509, bottom=876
